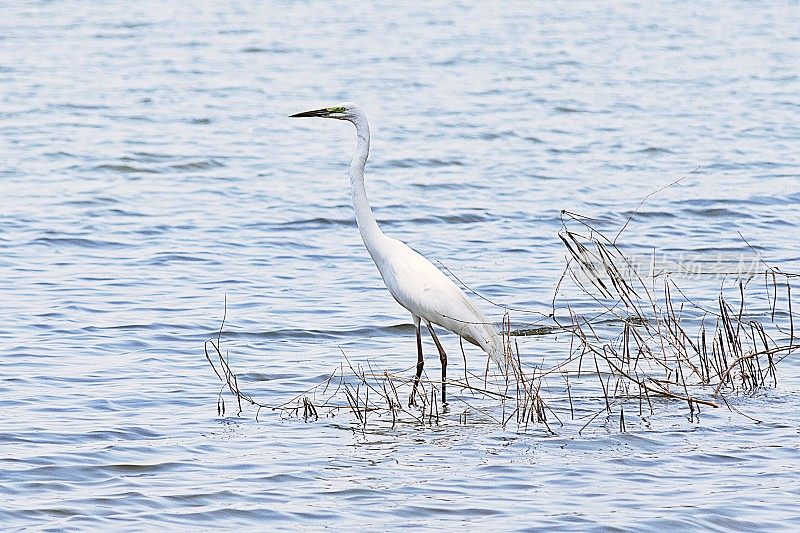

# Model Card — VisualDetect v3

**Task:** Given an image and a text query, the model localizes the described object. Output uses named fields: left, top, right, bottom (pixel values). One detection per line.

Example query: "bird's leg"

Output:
left=426, top=323, right=448, bottom=405
left=409, top=322, right=424, bottom=407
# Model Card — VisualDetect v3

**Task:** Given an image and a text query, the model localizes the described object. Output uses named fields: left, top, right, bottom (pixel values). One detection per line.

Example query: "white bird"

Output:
left=290, top=102, right=506, bottom=406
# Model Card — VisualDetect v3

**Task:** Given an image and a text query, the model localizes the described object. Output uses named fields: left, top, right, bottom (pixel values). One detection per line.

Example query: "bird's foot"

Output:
left=408, top=394, right=417, bottom=407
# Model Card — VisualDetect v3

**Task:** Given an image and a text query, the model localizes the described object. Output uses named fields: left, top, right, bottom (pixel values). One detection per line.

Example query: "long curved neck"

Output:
left=348, top=113, right=385, bottom=258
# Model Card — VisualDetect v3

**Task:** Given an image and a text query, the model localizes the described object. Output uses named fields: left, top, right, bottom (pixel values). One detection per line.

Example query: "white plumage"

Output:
left=291, top=102, right=505, bottom=404
left=374, top=236, right=505, bottom=363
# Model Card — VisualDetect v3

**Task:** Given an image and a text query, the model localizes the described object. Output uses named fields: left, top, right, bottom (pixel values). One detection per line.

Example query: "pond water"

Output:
left=1, top=1, right=799, bottom=530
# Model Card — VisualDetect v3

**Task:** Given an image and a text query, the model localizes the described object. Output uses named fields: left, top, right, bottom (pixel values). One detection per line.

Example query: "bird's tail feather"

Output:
left=471, top=322, right=510, bottom=373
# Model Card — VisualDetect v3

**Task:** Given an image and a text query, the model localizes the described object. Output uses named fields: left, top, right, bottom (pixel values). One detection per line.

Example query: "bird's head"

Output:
left=290, top=102, right=361, bottom=121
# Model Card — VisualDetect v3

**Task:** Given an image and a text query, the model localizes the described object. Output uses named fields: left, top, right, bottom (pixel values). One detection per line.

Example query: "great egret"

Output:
left=290, top=102, right=506, bottom=406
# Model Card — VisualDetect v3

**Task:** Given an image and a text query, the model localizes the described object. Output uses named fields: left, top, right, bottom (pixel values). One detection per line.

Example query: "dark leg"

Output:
left=426, top=323, right=448, bottom=405
left=409, top=321, right=424, bottom=406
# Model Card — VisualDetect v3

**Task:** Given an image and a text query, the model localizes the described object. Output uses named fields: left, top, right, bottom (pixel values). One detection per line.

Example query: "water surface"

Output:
left=2, top=1, right=799, bottom=530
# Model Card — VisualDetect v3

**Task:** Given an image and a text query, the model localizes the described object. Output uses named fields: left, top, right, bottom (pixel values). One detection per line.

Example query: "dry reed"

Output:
left=204, top=208, right=799, bottom=433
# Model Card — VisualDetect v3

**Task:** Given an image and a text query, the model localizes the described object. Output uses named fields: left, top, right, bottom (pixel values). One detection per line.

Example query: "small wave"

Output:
left=171, top=160, right=225, bottom=171
left=706, top=160, right=785, bottom=171
left=547, top=146, right=589, bottom=155
left=114, top=21, right=154, bottom=29
left=637, top=146, right=674, bottom=154
left=84, top=427, right=161, bottom=440
left=410, top=182, right=481, bottom=191
left=273, top=217, right=354, bottom=229
left=551, top=59, right=582, bottom=67
left=684, top=207, right=752, bottom=219
left=63, top=200, right=108, bottom=208
left=620, top=210, right=677, bottom=220
left=105, top=462, right=186, bottom=474
left=408, top=213, right=493, bottom=224
left=154, top=508, right=289, bottom=524
left=127, top=151, right=177, bottom=162
left=175, top=40, right=210, bottom=48
left=42, top=151, right=76, bottom=160
left=431, top=57, right=464, bottom=67
left=224, top=324, right=413, bottom=341
left=30, top=237, right=126, bottom=249
left=126, top=114, right=157, bottom=123
left=219, top=28, right=257, bottom=35
left=90, top=208, right=147, bottom=219
left=81, top=324, right=157, bottom=332
left=93, top=164, right=159, bottom=174
left=148, top=253, right=219, bottom=265
left=677, top=245, right=753, bottom=254
left=386, top=158, right=465, bottom=169
left=0, top=167, right=24, bottom=178
left=528, top=173, right=561, bottom=181
left=479, top=130, right=519, bottom=141
left=240, top=46, right=294, bottom=54
left=554, top=106, right=584, bottom=113
left=49, top=103, right=110, bottom=111
left=63, top=196, right=121, bottom=208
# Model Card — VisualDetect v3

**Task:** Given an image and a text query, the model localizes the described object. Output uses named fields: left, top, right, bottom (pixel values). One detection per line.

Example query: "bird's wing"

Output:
left=375, top=238, right=504, bottom=364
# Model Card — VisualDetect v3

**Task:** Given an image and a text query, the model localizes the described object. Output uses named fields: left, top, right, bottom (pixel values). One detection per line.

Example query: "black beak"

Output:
left=290, top=108, right=330, bottom=118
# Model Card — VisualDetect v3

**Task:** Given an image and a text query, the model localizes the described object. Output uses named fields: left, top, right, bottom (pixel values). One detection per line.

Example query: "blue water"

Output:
left=2, top=1, right=800, bottom=530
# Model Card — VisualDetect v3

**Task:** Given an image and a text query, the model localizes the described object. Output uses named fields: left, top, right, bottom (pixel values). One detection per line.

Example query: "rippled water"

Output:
left=2, top=1, right=800, bottom=530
